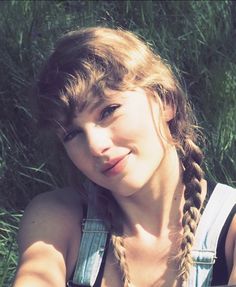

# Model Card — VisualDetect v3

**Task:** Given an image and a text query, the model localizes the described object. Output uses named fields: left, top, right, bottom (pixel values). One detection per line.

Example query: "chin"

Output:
left=111, top=177, right=148, bottom=198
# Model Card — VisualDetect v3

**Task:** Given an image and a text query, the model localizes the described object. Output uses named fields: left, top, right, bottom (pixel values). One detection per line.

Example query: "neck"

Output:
left=113, top=146, right=184, bottom=237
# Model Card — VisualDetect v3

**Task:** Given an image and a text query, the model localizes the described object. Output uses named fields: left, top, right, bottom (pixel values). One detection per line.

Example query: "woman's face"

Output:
left=59, top=88, right=173, bottom=197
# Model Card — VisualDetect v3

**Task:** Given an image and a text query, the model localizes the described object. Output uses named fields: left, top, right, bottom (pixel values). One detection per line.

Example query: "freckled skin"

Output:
left=63, top=89, right=169, bottom=198
left=12, top=89, right=236, bottom=287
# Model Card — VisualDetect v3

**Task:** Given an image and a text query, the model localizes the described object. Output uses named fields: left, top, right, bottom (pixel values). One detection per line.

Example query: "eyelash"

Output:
left=63, top=129, right=82, bottom=143
left=100, top=104, right=120, bottom=121
left=62, top=104, right=120, bottom=143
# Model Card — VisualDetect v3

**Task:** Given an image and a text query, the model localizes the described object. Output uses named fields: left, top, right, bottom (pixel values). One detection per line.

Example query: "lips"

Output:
left=101, top=153, right=130, bottom=176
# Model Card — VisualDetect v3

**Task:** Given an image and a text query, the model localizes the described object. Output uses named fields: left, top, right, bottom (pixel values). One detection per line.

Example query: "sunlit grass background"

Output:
left=0, top=1, right=235, bottom=285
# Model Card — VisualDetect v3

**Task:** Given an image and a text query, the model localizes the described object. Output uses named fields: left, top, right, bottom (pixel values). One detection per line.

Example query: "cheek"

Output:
left=111, top=118, right=141, bottom=146
left=64, top=144, right=87, bottom=171
left=111, top=110, right=161, bottom=150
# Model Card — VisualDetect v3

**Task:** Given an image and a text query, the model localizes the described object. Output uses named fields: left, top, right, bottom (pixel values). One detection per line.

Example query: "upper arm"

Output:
left=228, top=242, right=236, bottom=284
left=227, top=214, right=236, bottom=285
left=13, top=189, right=83, bottom=287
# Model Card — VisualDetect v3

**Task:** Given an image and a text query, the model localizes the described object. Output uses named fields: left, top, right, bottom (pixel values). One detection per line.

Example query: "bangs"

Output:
left=45, top=78, right=119, bottom=133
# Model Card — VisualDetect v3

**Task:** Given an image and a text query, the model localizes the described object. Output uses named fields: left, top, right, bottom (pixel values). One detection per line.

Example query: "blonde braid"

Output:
left=96, top=190, right=131, bottom=287
left=178, top=138, right=204, bottom=285
left=111, top=235, right=131, bottom=287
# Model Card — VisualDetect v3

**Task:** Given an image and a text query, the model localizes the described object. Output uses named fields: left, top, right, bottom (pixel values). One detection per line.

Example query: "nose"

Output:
left=85, top=126, right=112, bottom=157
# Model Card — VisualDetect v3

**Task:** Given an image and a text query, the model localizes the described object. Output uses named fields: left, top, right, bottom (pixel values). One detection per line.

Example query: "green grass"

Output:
left=0, top=209, right=22, bottom=287
left=0, top=1, right=235, bottom=285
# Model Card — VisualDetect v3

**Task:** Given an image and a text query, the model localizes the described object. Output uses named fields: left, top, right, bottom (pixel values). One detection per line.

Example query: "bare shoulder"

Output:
left=13, top=187, right=84, bottom=287
left=18, top=187, right=83, bottom=250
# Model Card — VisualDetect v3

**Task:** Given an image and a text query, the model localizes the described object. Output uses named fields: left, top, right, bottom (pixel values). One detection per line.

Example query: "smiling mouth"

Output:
left=101, top=153, right=130, bottom=176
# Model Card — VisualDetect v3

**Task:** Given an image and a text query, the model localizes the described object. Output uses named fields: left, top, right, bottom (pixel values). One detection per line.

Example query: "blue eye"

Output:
left=63, top=129, right=81, bottom=143
left=100, top=104, right=120, bottom=121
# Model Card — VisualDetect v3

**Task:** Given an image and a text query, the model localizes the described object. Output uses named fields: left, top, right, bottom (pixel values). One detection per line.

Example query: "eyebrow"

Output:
left=87, top=98, right=105, bottom=113
left=56, top=96, right=108, bottom=134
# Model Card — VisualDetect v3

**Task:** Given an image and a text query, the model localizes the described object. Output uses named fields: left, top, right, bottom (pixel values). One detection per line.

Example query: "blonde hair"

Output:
left=37, top=27, right=204, bottom=285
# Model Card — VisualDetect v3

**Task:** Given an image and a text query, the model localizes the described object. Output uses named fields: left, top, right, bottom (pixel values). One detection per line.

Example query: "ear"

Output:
left=163, top=103, right=176, bottom=122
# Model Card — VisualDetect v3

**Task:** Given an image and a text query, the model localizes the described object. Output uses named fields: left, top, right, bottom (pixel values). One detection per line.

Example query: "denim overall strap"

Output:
left=188, top=183, right=236, bottom=287
left=71, top=182, right=110, bottom=286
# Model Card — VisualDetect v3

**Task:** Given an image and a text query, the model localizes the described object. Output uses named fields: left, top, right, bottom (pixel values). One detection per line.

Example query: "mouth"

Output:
left=101, top=152, right=131, bottom=176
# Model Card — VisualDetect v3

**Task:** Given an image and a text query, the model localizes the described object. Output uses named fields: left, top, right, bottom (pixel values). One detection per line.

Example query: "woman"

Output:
left=13, top=27, right=236, bottom=287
